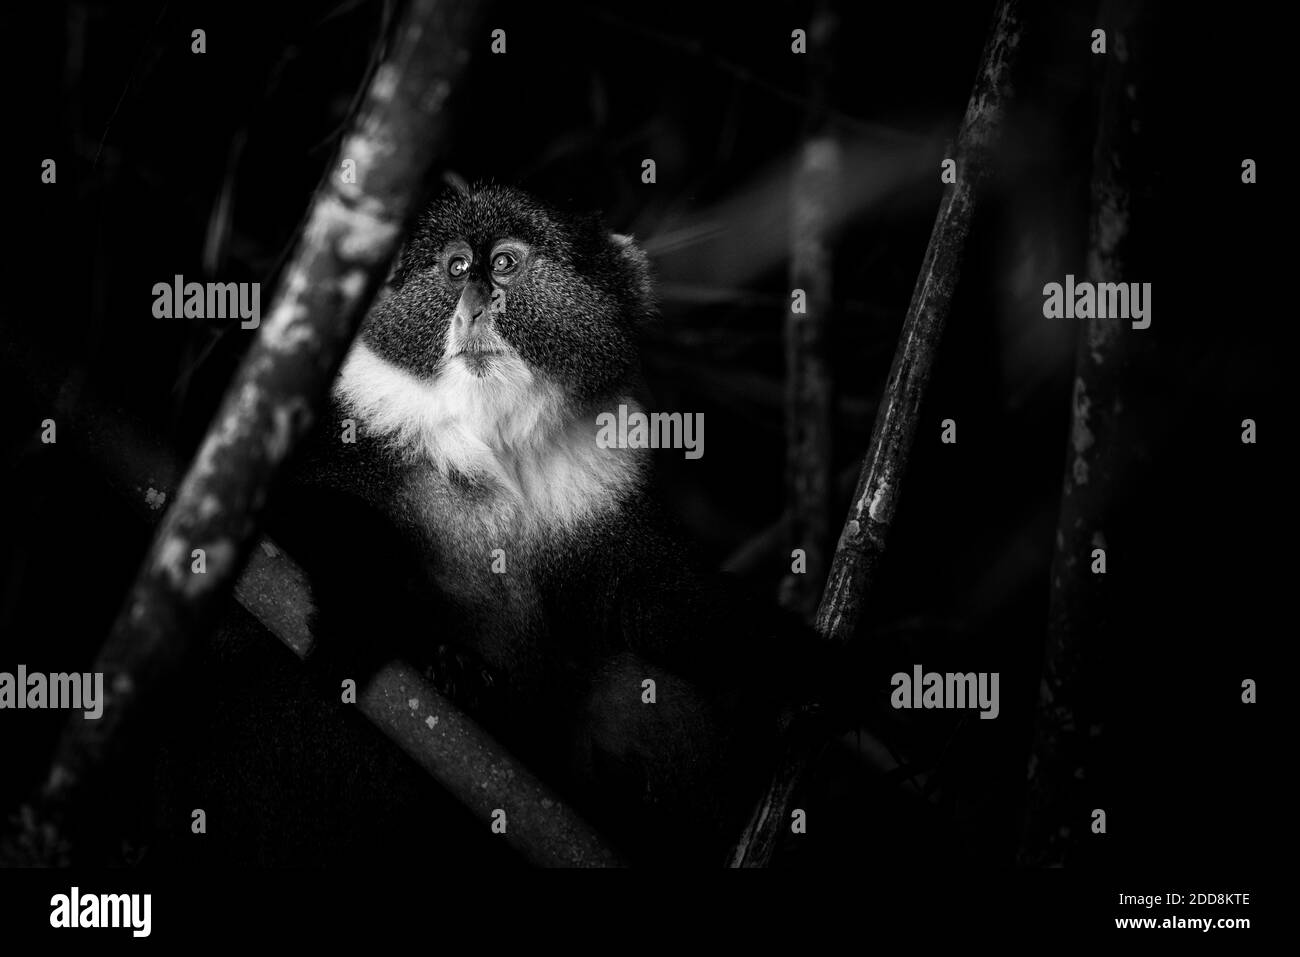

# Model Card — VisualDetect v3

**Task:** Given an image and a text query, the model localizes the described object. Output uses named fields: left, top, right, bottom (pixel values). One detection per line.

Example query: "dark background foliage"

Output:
left=0, top=0, right=1282, bottom=870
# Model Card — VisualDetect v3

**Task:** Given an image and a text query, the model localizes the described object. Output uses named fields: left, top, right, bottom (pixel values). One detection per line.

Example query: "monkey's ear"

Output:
left=384, top=242, right=406, bottom=290
left=443, top=170, right=471, bottom=197
left=609, top=233, right=655, bottom=317
left=385, top=214, right=429, bottom=291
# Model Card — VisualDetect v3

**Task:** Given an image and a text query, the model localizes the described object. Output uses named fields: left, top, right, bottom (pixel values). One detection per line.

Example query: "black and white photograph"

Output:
left=0, top=0, right=1278, bottom=938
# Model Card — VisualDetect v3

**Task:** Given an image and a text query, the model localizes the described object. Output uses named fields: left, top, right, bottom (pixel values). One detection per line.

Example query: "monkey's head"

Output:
left=358, top=184, right=655, bottom=409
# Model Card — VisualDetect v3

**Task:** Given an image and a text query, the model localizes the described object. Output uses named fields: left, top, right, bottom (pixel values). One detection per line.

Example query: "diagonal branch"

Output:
left=35, top=0, right=486, bottom=840
left=2, top=332, right=622, bottom=869
left=729, top=0, right=1026, bottom=868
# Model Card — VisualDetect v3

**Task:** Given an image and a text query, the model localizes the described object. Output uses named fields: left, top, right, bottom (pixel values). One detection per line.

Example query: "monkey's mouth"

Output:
left=452, top=348, right=503, bottom=375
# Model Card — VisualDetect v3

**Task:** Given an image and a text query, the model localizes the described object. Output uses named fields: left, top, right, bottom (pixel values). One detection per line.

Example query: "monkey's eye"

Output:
left=448, top=256, right=470, bottom=278
left=491, top=251, right=519, bottom=275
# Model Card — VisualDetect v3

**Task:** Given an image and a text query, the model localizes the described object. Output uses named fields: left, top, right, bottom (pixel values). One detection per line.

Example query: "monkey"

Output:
left=267, top=183, right=840, bottom=865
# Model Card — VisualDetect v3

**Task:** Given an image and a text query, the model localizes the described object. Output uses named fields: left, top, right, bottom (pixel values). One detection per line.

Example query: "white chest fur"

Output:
left=335, top=340, right=644, bottom=539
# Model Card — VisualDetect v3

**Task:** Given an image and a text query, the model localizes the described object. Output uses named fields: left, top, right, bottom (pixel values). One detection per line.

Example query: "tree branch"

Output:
left=729, top=0, right=1026, bottom=868
left=782, top=0, right=838, bottom=622
left=1018, top=0, right=1150, bottom=867
left=35, top=0, right=486, bottom=838
left=0, top=341, right=623, bottom=868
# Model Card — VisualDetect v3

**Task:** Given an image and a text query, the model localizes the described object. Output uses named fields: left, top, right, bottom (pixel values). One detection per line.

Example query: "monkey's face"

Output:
left=359, top=184, right=655, bottom=412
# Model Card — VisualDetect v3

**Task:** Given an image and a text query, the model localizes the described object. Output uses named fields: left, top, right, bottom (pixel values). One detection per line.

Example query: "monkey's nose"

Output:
left=454, top=281, right=491, bottom=334
left=454, top=306, right=484, bottom=334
